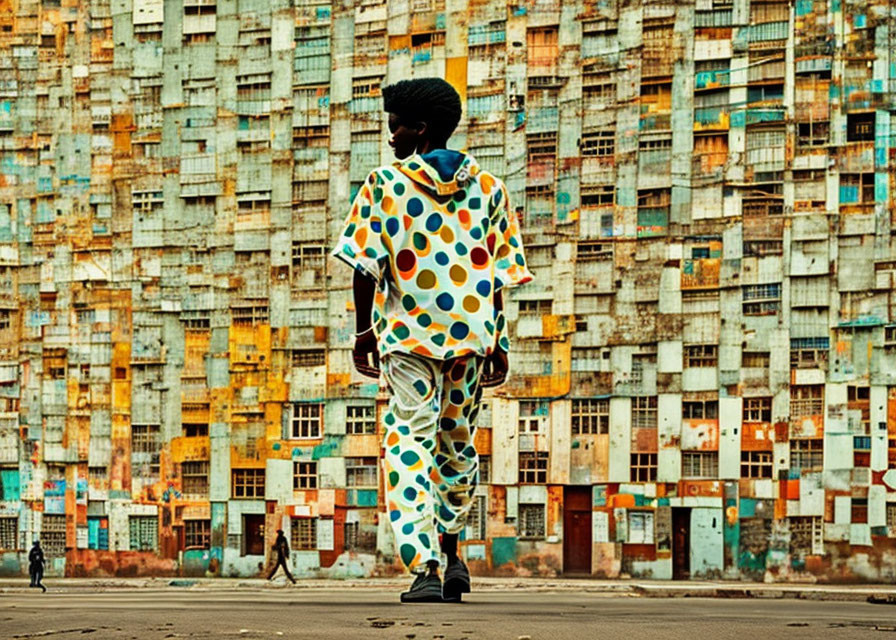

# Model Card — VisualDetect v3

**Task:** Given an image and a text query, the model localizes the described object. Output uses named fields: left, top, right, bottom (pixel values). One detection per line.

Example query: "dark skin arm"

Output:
left=352, top=270, right=380, bottom=378
left=480, top=288, right=508, bottom=387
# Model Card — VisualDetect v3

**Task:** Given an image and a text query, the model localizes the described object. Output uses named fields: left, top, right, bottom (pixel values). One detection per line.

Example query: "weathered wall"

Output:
left=0, top=0, right=895, bottom=582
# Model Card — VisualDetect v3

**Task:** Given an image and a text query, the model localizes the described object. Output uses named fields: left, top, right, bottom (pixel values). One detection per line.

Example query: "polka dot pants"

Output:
left=382, top=351, right=484, bottom=572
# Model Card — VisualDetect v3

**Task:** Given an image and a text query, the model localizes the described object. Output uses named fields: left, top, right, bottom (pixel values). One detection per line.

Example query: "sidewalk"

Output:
left=1, top=576, right=895, bottom=602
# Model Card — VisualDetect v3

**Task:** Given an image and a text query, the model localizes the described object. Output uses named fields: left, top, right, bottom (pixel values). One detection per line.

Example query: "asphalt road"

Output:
left=3, top=588, right=896, bottom=640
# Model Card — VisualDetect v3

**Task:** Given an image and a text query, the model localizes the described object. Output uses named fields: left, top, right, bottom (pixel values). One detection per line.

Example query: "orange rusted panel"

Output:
left=742, top=422, right=774, bottom=450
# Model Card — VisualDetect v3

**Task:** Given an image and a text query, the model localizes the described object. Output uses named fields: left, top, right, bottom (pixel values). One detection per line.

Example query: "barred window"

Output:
left=184, top=519, right=211, bottom=549
left=346, top=405, right=376, bottom=435
left=518, top=504, right=545, bottom=539
left=291, top=243, right=326, bottom=270
left=790, top=338, right=828, bottom=369
left=789, top=515, right=822, bottom=556
left=684, top=344, right=717, bottom=367
left=129, top=516, right=158, bottom=551
left=571, top=398, right=609, bottom=435
left=681, top=451, right=719, bottom=479
left=291, top=518, right=317, bottom=551
left=790, top=439, right=823, bottom=471
left=467, top=495, right=487, bottom=540
left=0, top=516, right=17, bottom=550
left=791, top=385, right=824, bottom=418
left=682, top=400, right=718, bottom=420
left=519, top=451, right=548, bottom=484
left=345, top=457, right=378, bottom=488
left=744, top=397, right=772, bottom=422
left=743, top=283, right=781, bottom=316
left=292, top=349, right=325, bottom=367
left=293, top=461, right=317, bottom=490
left=581, top=129, right=615, bottom=157
left=631, top=396, right=658, bottom=429
left=518, top=299, right=552, bottom=316
left=741, top=450, right=773, bottom=478
left=232, top=468, right=265, bottom=499
left=131, top=424, right=161, bottom=477
left=478, top=455, right=491, bottom=484
left=41, top=514, right=67, bottom=558
left=291, top=403, right=323, bottom=439
left=181, top=461, right=209, bottom=497
left=630, top=452, right=657, bottom=482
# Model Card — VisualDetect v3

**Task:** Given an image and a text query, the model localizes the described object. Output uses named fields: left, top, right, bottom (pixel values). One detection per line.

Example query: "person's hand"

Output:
left=480, top=347, right=508, bottom=388
left=353, top=328, right=380, bottom=379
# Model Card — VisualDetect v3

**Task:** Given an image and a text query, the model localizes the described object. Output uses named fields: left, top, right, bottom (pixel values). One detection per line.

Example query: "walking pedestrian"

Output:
left=266, top=529, right=296, bottom=584
left=29, top=539, right=46, bottom=593
left=331, top=77, right=532, bottom=602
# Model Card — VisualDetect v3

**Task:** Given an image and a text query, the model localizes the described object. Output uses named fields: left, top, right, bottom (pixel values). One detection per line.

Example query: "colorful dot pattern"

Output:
left=382, top=352, right=484, bottom=572
left=332, top=153, right=534, bottom=360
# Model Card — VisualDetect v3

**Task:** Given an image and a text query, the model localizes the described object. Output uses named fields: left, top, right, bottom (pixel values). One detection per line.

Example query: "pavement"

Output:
left=2, top=575, right=896, bottom=602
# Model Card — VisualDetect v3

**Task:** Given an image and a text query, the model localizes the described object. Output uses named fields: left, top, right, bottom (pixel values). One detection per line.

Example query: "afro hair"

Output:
left=382, top=77, right=462, bottom=144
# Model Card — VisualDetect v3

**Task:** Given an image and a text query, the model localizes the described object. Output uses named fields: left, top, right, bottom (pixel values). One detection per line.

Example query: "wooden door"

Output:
left=244, top=514, right=265, bottom=556
left=672, top=508, right=691, bottom=580
left=563, top=486, right=592, bottom=575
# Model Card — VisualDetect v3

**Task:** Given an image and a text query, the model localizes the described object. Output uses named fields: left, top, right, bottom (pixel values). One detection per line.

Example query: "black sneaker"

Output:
left=442, top=559, right=470, bottom=602
left=400, top=571, right=444, bottom=603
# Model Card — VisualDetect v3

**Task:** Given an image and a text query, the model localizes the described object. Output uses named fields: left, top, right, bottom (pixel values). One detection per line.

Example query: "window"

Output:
left=518, top=504, right=545, bottom=539
left=129, top=516, right=158, bottom=551
left=789, top=516, right=822, bottom=556
left=344, top=512, right=376, bottom=552
left=797, top=121, right=829, bottom=147
left=887, top=503, right=896, bottom=531
left=790, top=439, right=823, bottom=470
left=741, top=450, right=773, bottom=478
left=683, top=400, right=718, bottom=420
left=478, top=455, right=491, bottom=484
left=183, top=423, right=208, bottom=437
left=630, top=452, right=657, bottom=482
left=743, top=283, right=782, bottom=316
left=291, top=243, right=326, bottom=271
left=181, top=461, right=209, bottom=496
left=519, top=451, right=548, bottom=484
left=630, top=353, right=655, bottom=387
left=292, top=349, right=325, bottom=367
left=184, top=519, right=211, bottom=549
left=571, top=398, right=609, bottom=435
left=41, top=514, right=67, bottom=557
left=790, top=337, right=829, bottom=369
left=681, top=451, right=719, bottom=479
left=232, top=304, right=269, bottom=326
left=0, top=516, right=17, bottom=550
left=291, top=403, right=323, bottom=439
left=628, top=511, right=655, bottom=544
left=293, top=461, right=317, bottom=490
left=791, top=385, right=824, bottom=418
left=527, top=27, right=558, bottom=68
left=744, top=397, right=772, bottom=422
left=345, top=457, right=378, bottom=488
left=519, top=400, right=547, bottom=433
left=742, top=351, right=770, bottom=368
left=684, top=344, right=717, bottom=367
left=465, top=494, right=487, bottom=540
left=631, top=396, right=658, bottom=429
left=581, top=129, right=615, bottom=157
left=846, top=112, right=874, bottom=142
left=232, top=468, right=265, bottom=499
left=131, top=424, right=161, bottom=477
left=580, top=185, right=615, bottom=207
left=346, top=405, right=376, bottom=435
left=518, top=299, right=552, bottom=315
left=291, top=518, right=316, bottom=551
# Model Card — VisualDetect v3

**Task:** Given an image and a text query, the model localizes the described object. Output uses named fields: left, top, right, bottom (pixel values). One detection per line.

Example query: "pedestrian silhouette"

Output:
left=28, top=540, right=46, bottom=593
left=266, top=529, right=296, bottom=584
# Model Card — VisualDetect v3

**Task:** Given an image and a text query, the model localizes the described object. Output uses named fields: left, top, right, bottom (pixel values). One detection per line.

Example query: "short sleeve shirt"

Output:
left=332, top=154, right=533, bottom=361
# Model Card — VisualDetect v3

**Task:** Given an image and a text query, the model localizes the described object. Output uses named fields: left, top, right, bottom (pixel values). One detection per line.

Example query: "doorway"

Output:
left=243, top=514, right=265, bottom=556
left=672, top=507, right=691, bottom=580
left=563, top=486, right=592, bottom=575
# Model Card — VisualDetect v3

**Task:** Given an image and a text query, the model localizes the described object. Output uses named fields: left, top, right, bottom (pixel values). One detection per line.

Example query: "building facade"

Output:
left=0, top=0, right=896, bottom=580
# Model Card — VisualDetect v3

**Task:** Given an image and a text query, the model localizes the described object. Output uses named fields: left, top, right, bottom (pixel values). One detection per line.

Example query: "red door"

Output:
left=563, top=486, right=592, bottom=575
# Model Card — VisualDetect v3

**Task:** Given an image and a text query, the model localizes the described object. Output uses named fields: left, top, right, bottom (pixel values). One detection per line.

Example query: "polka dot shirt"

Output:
left=332, top=151, right=533, bottom=361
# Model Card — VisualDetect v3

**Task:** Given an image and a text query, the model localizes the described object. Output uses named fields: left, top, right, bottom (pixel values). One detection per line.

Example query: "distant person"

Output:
left=29, top=540, right=46, bottom=593
left=332, top=77, right=532, bottom=602
left=267, top=529, right=296, bottom=584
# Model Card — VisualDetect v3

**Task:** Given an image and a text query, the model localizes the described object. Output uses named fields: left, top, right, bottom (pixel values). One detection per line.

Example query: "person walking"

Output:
left=266, top=529, right=296, bottom=584
left=28, top=539, right=46, bottom=593
left=331, top=77, right=532, bottom=602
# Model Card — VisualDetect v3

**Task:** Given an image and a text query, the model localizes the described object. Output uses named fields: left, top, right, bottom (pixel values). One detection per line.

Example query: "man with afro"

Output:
left=331, top=77, right=532, bottom=602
